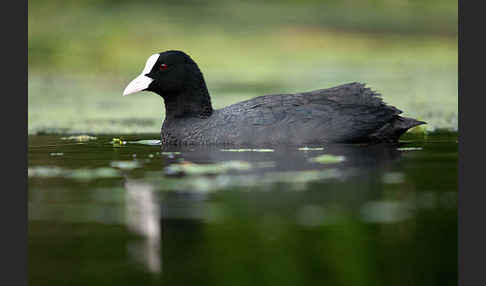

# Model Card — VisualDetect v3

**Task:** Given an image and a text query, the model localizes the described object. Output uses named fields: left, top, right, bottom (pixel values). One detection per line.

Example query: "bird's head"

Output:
left=123, top=50, right=198, bottom=96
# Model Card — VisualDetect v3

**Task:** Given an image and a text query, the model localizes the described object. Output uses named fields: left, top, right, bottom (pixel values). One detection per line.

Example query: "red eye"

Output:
left=159, top=63, right=168, bottom=70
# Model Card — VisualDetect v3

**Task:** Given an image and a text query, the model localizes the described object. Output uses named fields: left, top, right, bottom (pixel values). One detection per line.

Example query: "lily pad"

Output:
left=161, top=152, right=181, bottom=155
left=298, top=147, right=324, bottom=151
left=254, top=161, right=276, bottom=168
left=309, top=154, right=345, bottom=164
left=61, top=135, right=97, bottom=142
left=220, top=149, right=274, bottom=152
left=128, top=139, right=161, bottom=146
left=382, top=172, right=405, bottom=184
left=111, top=137, right=127, bottom=147
left=28, top=166, right=64, bottom=178
left=144, top=168, right=341, bottom=193
left=66, top=168, right=122, bottom=181
left=360, top=201, right=412, bottom=223
left=110, top=161, right=141, bottom=170
left=165, top=160, right=252, bottom=176
left=397, top=147, right=423, bottom=151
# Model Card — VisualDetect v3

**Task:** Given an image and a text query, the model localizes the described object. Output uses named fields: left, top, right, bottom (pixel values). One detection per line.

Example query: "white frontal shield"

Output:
left=122, top=54, right=160, bottom=96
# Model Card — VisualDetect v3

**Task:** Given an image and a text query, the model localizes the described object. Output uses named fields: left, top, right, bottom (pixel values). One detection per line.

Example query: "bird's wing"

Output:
left=297, top=82, right=402, bottom=142
left=212, top=82, right=401, bottom=144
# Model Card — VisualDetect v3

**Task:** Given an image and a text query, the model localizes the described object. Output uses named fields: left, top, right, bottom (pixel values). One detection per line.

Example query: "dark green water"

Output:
left=28, top=132, right=457, bottom=286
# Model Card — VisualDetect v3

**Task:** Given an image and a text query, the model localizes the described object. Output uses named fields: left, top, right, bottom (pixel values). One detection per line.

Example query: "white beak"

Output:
left=122, top=74, right=154, bottom=96
left=123, top=53, right=160, bottom=96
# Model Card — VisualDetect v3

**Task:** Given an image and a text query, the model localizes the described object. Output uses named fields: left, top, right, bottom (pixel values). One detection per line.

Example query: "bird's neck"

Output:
left=161, top=69, right=213, bottom=120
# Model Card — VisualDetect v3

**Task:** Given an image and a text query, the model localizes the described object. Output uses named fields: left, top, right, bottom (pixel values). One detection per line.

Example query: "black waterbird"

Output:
left=123, top=50, right=425, bottom=145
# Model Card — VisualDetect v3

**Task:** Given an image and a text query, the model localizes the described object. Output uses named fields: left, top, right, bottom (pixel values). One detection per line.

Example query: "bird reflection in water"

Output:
left=124, top=180, right=161, bottom=274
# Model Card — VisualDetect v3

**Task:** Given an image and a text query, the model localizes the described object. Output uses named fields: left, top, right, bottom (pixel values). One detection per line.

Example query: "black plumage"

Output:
left=124, top=50, right=425, bottom=145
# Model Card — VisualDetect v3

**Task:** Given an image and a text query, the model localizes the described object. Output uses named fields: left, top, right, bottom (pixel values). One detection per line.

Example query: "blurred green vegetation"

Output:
left=28, top=0, right=457, bottom=134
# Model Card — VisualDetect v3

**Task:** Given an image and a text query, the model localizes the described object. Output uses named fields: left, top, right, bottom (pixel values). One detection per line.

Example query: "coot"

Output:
left=123, top=50, right=425, bottom=145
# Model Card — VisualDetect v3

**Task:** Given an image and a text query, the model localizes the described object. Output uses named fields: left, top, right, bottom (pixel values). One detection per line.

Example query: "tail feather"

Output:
left=369, top=116, right=426, bottom=143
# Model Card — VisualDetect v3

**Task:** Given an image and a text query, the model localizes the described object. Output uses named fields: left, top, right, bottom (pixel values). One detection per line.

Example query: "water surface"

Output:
left=28, top=132, right=457, bottom=286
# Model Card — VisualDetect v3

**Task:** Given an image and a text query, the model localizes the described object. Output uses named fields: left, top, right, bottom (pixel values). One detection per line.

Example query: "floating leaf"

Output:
left=254, top=161, right=276, bottom=168
left=128, top=139, right=161, bottom=146
left=165, top=160, right=252, bottom=176
left=66, top=168, right=121, bottom=181
left=161, top=152, right=181, bottom=155
left=61, top=135, right=97, bottom=142
left=309, top=154, right=345, bottom=164
left=28, top=166, right=64, bottom=178
left=220, top=149, right=274, bottom=152
left=298, top=147, right=324, bottom=151
left=397, top=147, right=423, bottom=151
left=382, top=172, right=405, bottom=184
left=111, top=137, right=127, bottom=147
left=110, top=161, right=141, bottom=170
left=361, top=201, right=412, bottom=223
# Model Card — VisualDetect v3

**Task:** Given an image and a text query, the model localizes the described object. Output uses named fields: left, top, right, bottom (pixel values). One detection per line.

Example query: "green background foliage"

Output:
left=28, top=0, right=457, bottom=134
